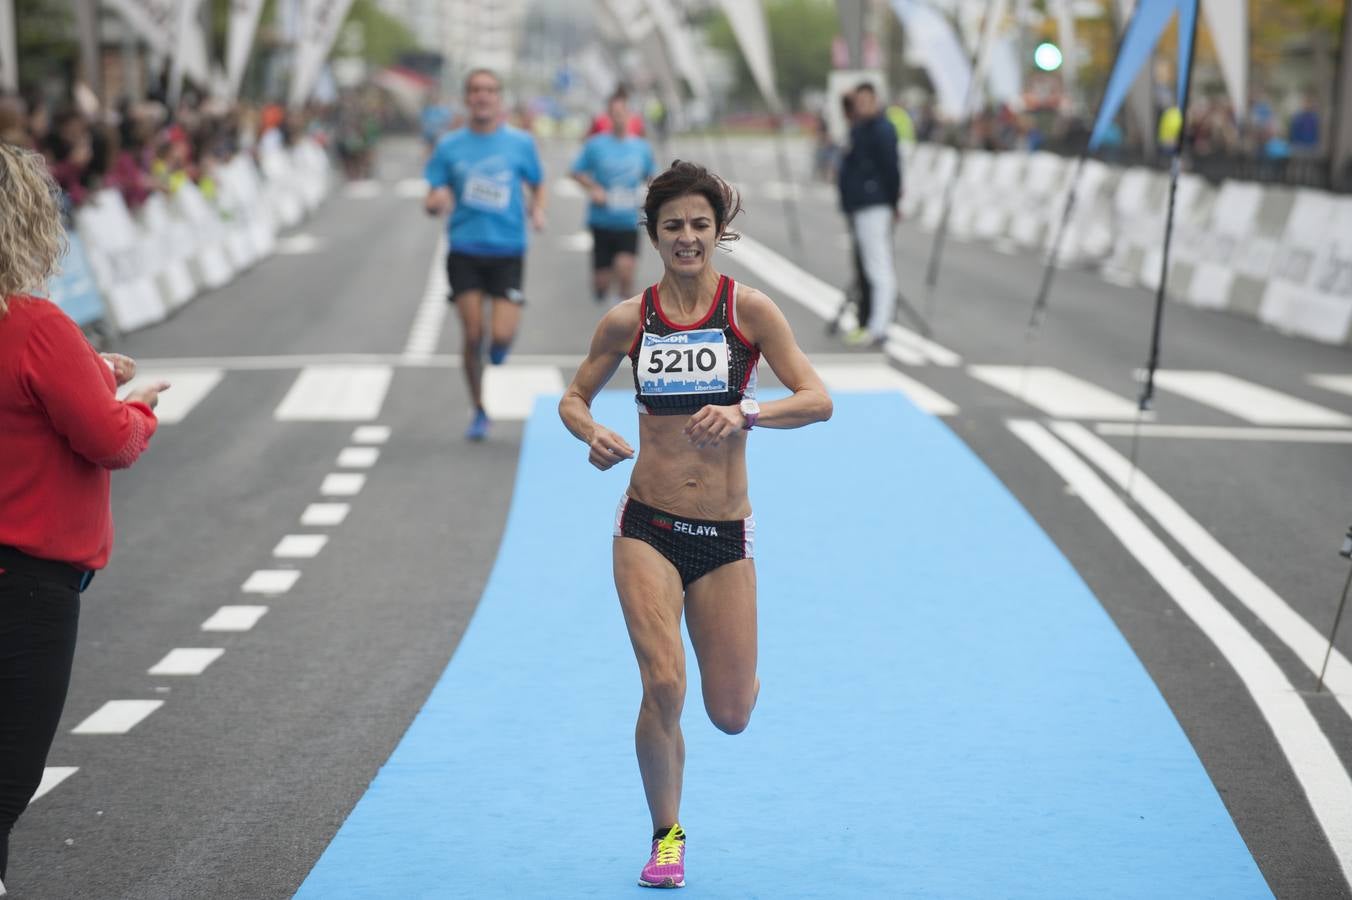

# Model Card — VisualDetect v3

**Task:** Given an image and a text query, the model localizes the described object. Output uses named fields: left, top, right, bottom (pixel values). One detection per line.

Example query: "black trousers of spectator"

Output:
left=0, top=570, right=81, bottom=881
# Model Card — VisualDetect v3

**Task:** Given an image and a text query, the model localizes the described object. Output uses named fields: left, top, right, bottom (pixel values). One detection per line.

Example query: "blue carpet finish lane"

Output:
left=296, top=391, right=1269, bottom=898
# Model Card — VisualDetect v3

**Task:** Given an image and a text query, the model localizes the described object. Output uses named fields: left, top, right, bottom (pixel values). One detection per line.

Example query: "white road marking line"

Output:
left=274, top=365, right=393, bottom=421
left=148, top=648, right=225, bottom=676
left=561, top=230, right=593, bottom=252
left=815, top=364, right=959, bottom=415
left=969, top=365, right=1143, bottom=420
left=202, top=606, right=268, bottom=632
left=1056, top=422, right=1352, bottom=714
left=1307, top=374, right=1352, bottom=399
left=552, top=177, right=585, bottom=199
left=274, top=534, right=329, bottom=558
left=482, top=366, right=566, bottom=421
left=395, top=178, right=428, bottom=198
left=1149, top=371, right=1352, bottom=427
left=343, top=180, right=382, bottom=198
left=883, top=341, right=928, bottom=367
left=337, top=446, right=380, bottom=468
left=119, top=369, right=224, bottom=424
left=241, top=569, right=300, bottom=594
left=1093, top=423, right=1352, bottom=443
left=276, top=233, right=322, bottom=255
left=1009, top=419, right=1352, bottom=886
left=72, top=700, right=164, bottom=734
left=131, top=352, right=952, bottom=370
left=403, top=236, right=449, bottom=361
left=320, top=473, right=366, bottom=496
left=351, top=425, right=391, bottom=444
left=30, top=767, right=78, bottom=803
left=731, top=235, right=962, bottom=366
left=301, top=502, right=350, bottom=526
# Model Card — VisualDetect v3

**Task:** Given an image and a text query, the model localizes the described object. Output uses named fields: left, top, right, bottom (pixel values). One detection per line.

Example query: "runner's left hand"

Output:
left=684, top=405, right=744, bottom=449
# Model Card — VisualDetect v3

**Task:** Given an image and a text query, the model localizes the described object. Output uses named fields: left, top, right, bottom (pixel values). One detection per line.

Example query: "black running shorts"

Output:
left=591, top=227, right=640, bottom=271
left=614, top=495, right=754, bottom=587
left=447, top=251, right=525, bottom=303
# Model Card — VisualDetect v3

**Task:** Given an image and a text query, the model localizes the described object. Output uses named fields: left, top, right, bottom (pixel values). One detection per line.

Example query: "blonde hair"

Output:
left=0, top=142, right=67, bottom=315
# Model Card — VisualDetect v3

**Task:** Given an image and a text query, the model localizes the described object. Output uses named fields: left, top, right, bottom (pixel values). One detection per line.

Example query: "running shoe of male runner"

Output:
left=424, top=68, right=546, bottom=440
left=571, top=89, right=655, bottom=306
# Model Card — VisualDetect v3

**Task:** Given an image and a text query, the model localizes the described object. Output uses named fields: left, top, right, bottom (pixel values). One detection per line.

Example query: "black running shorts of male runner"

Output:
left=591, top=227, right=640, bottom=272
left=447, top=251, right=525, bottom=304
left=614, top=496, right=754, bottom=588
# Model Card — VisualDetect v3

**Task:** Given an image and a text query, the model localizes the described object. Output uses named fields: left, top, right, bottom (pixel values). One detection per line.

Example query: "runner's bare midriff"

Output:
left=627, top=414, right=750, bottom=520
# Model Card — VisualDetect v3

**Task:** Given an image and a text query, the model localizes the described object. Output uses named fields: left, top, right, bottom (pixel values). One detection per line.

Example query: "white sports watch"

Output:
left=739, top=398, right=760, bottom=430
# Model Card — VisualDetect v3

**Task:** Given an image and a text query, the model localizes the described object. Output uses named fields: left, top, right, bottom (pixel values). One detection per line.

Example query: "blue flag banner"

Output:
left=1089, top=0, right=1199, bottom=150
left=46, top=232, right=109, bottom=328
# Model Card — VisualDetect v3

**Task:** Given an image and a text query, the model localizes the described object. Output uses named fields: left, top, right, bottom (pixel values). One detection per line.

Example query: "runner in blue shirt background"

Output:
left=571, top=89, right=655, bottom=306
left=424, top=68, right=547, bottom=441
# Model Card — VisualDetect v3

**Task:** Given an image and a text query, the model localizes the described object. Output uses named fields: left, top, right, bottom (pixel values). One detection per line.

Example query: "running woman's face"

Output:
left=465, top=74, right=502, bottom=126
left=653, top=194, right=718, bottom=277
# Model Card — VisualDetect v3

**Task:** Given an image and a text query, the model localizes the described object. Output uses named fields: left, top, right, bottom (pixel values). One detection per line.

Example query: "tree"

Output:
left=704, top=0, right=837, bottom=109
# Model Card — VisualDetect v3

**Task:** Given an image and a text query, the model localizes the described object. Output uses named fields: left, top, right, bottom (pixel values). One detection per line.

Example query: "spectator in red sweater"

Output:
left=0, top=143, right=169, bottom=893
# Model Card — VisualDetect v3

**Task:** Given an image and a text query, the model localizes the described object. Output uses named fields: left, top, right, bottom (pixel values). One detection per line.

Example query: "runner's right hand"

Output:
left=425, top=187, right=451, bottom=216
left=589, top=185, right=607, bottom=206
left=124, top=381, right=172, bottom=411
left=587, top=425, right=634, bottom=471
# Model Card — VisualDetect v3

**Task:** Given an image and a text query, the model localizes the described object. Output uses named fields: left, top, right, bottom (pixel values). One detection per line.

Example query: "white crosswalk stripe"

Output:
left=274, top=365, right=394, bottom=421
left=1308, top=374, right=1352, bottom=399
left=815, top=364, right=958, bottom=415
left=148, top=648, right=225, bottom=676
left=120, top=369, right=223, bottom=424
left=1151, top=371, right=1352, bottom=427
left=482, top=366, right=566, bottom=421
left=969, top=365, right=1143, bottom=420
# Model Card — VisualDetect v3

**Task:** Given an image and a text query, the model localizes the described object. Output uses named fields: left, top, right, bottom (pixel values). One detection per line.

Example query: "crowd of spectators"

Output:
left=0, top=90, right=315, bottom=218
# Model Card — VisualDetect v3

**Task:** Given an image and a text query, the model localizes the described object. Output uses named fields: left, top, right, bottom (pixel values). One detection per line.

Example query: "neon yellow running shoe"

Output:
left=638, top=824, right=686, bottom=888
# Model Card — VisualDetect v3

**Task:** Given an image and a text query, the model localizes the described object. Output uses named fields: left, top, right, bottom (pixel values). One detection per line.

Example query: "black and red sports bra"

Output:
left=628, top=275, right=760, bottom=416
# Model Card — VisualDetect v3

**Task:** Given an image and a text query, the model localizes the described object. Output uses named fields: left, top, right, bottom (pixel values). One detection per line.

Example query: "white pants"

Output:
left=850, top=205, right=896, bottom=339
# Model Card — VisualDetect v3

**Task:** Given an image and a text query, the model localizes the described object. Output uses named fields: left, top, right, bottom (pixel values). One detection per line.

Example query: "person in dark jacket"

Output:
left=837, top=83, right=901, bottom=346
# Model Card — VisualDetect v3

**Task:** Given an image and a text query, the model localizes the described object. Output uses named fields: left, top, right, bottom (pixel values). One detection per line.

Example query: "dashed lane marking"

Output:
left=274, top=535, right=329, bottom=558
left=301, top=503, right=350, bottom=526
left=241, top=569, right=301, bottom=595
left=148, top=648, right=225, bottom=676
left=337, top=447, right=380, bottom=468
left=72, top=700, right=163, bottom=735
left=320, top=473, right=366, bottom=497
left=119, top=369, right=224, bottom=424
left=351, top=425, right=391, bottom=444
left=201, top=606, right=269, bottom=632
left=30, top=767, right=78, bottom=803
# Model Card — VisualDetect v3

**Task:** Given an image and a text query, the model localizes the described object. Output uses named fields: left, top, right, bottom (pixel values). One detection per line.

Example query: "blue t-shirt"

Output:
left=424, top=125, right=543, bottom=256
left=570, top=134, right=655, bottom=231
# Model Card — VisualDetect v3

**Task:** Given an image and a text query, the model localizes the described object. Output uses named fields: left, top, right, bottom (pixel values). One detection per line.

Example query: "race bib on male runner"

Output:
left=637, top=330, right=730, bottom=396
left=463, top=174, right=511, bottom=211
left=605, top=186, right=638, bottom=211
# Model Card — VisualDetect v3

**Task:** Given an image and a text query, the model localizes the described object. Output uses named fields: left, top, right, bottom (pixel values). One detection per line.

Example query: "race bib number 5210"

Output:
left=637, top=330, right=730, bottom=396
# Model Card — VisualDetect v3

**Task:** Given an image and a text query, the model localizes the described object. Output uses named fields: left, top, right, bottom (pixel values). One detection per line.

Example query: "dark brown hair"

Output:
left=464, top=68, right=501, bottom=94
left=643, top=160, right=742, bottom=247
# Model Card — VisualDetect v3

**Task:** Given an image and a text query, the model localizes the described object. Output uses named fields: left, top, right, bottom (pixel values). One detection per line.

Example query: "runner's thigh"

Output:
left=684, top=560, right=757, bottom=704
left=614, top=537, right=687, bottom=687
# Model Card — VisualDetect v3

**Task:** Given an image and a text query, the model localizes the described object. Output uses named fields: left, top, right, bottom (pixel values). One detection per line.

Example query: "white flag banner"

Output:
left=1201, top=0, right=1246, bottom=119
left=168, top=0, right=205, bottom=104
left=717, top=0, right=781, bottom=113
left=975, top=0, right=1018, bottom=111
left=888, top=0, right=973, bottom=120
left=0, top=0, right=17, bottom=94
left=226, top=0, right=266, bottom=101
left=288, top=0, right=355, bottom=109
left=640, top=0, right=711, bottom=102
left=1049, top=0, right=1077, bottom=97
left=104, top=0, right=208, bottom=83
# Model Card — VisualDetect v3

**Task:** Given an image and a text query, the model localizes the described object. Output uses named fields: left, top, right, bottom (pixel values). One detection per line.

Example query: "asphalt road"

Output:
left=8, top=135, right=1351, bottom=899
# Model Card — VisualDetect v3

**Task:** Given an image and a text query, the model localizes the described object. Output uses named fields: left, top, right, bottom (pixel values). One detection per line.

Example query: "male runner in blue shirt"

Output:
left=425, top=68, right=546, bottom=440
left=570, top=89, right=655, bottom=305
